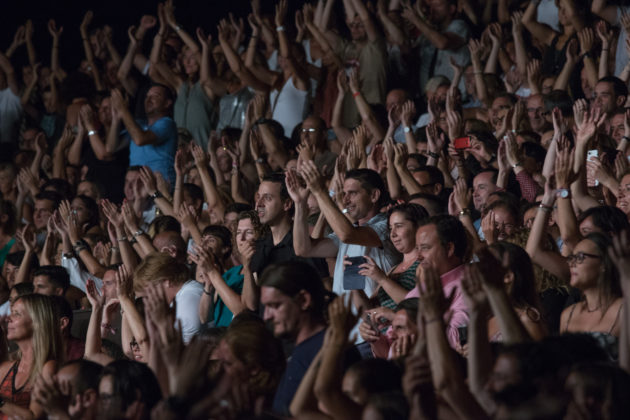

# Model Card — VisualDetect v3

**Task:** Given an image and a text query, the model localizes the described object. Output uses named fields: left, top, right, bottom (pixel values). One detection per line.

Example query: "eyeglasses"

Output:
left=566, top=252, right=601, bottom=265
left=301, top=128, right=319, bottom=133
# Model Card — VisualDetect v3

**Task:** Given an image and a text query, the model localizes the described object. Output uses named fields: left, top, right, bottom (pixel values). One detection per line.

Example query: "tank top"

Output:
left=0, top=361, right=31, bottom=418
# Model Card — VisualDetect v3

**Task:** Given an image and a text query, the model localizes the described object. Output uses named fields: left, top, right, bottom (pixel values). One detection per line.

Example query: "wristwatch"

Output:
left=403, top=126, right=412, bottom=133
left=149, top=190, right=162, bottom=200
left=556, top=188, right=570, bottom=199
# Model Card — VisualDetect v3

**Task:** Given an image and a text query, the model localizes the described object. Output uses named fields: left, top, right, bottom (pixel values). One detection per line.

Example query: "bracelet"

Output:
left=458, top=209, right=471, bottom=217
left=538, top=204, right=553, bottom=212
left=149, top=190, right=163, bottom=200
left=329, top=189, right=335, bottom=198
left=133, top=229, right=144, bottom=238
left=87, top=130, right=97, bottom=136
left=622, top=136, right=630, bottom=142
left=62, top=252, right=74, bottom=259
left=174, top=25, right=182, bottom=32
left=111, top=246, right=119, bottom=252
left=427, top=151, right=440, bottom=159
left=276, top=25, right=285, bottom=32
left=203, top=288, right=212, bottom=295
left=352, top=91, right=360, bottom=98
left=118, top=236, right=128, bottom=242
left=255, top=157, right=265, bottom=164
left=511, top=161, right=521, bottom=168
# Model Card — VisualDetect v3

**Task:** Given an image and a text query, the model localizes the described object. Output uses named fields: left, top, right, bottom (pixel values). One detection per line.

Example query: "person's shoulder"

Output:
left=446, top=19, right=470, bottom=33
left=180, top=280, right=204, bottom=295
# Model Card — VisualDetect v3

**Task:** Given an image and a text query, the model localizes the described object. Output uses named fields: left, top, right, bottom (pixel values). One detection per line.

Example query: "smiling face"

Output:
left=343, top=178, right=378, bottom=222
left=7, top=299, right=33, bottom=341
left=492, top=206, right=517, bottom=241
left=415, top=224, right=450, bottom=275
left=389, top=211, right=417, bottom=254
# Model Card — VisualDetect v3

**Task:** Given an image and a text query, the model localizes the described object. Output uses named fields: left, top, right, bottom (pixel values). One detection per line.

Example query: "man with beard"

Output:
left=260, top=261, right=327, bottom=416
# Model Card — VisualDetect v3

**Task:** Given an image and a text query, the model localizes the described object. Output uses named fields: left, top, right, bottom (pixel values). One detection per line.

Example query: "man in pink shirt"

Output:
left=362, top=215, right=469, bottom=355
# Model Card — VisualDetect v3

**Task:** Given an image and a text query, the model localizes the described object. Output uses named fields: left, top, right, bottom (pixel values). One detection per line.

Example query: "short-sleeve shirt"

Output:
left=174, top=280, right=204, bottom=343
left=418, top=19, right=471, bottom=93
left=213, top=266, right=244, bottom=327
left=127, top=116, right=177, bottom=184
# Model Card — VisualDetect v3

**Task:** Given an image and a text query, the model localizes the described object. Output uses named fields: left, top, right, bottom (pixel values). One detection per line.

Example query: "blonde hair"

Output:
left=133, top=252, right=189, bottom=291
left=19, top=294, right=63, bottom=383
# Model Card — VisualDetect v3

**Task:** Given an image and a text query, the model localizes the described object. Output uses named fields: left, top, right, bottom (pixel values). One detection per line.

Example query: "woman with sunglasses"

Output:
left=560, top=232, right=623, bottom=359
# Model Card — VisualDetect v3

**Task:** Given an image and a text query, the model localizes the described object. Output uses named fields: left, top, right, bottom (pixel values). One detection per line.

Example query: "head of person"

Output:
left=489, top=94, right=517, bottom=130
left=260, top=261, right=326, bottom=340
left=486, top=200, right=520, bottom=241
left=387, top=203, right=428, bottom=255
left=388, top=298, right=419, bottom=348
left=609, top=111, right=625, bottom=145
left=0, top=162, right=16, bottom=197
left=577, top=205, right=630, bottom=238
left=300, top=115, right=328, bottom=152
left=8, top=282, right=34, bottom=311
left=468, top=130, right=499, bottom=165
left=76, top=180, right=103, bottom=201
left=408, top=193, right=444, bottom=216
left=71, top=195, right=100, bottom=230
left=151, top=230, right=187, bottom=263
left=146, top=216, right=181, bottom=239
left=617, top=171, right=630, bottom=217
left=9, top=294, right=63, bottom=382
left=385, top=89, right=409, bottom=123
left=416, top=215, right=468, bottom=275
left=568, top=233, right=621, bottom=312
left=426, top=0, right=457, bottom=25
left=592, top=77, right=628, bottom=115
left=526, top=94, right=548, bottom=133
left=98, top=360, right=162, bottom=420
left=56, top=359, right=103, bottom=420
left=489, top=242, right=542, bottom=313
left=343, top=169, right=389, bottom=222
left=0, top=200, right=17, bottom=236
left=223, top=203, right=253, bottom=235
left=49, top=295, right=75, bottom=340
left=347, top=14, right=367, bottom=42
left=411, top=165, right=444, bottom=197
left=473, top=170, right=499, bottom=212
left=235, top=210, right=266, bottom=251
left=33, top=265, right=70, bottom=296
left=543, top=90, right=573, bottom=124
left=181, top=45, right=200, bottom=77
left=182, top=183, right=204, bottom=216
left=101, top=268, right=119, bottom=301
left=362, top=391, right=409, bottom=420
left=133, top=253, right=189, bottom=300
left=342, top=359, right=402, bottom=406
left=34, top=191, right=63, bottom=230
left=124, top=166, right=144, bottom=202
left=255, top=173, right=293, bottom=226
left=144, top=84, right=174, bottom=119
left=201, top=225, right=232, bottom=265
left=424, top=76, right=450, bottom=104
left=215, top=320, right=285, bottom=399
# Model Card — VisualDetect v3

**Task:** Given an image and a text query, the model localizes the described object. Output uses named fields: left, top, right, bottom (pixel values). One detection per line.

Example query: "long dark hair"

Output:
left=584, top=232, right=622, bottom=316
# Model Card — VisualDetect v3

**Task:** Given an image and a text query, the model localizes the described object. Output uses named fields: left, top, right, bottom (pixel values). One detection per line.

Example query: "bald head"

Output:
left=152, top=231, right=187, bottom=262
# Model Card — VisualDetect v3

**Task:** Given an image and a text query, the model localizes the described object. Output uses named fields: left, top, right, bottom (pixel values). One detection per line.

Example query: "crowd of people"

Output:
left=0, top=0, right=630, bottom=418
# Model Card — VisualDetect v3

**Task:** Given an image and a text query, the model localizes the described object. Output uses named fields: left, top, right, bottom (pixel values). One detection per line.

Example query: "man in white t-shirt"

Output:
left=0, top=50, right=22, bottom=144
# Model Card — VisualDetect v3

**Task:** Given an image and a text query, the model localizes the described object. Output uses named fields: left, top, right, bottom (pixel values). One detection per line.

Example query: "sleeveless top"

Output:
left=563, top=303, right=622, bottom=361
left=0, top=361, right=31, bottom=417
left=270, top=77, right=309, bottom=137
left=377, top=261, right=420, bottom=310
left=174, top=81, right=216, bottom=150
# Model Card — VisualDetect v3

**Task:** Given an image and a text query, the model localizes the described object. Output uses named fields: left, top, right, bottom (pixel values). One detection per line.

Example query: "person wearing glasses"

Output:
left=560, top=232, right=623, bottom=359
left=299, top=116, right=337, bottom=178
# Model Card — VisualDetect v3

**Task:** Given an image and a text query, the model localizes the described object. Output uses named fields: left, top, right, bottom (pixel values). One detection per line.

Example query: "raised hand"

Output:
left=337, top=70, right=349, bottom=94
left=417, top=265, right=450, bottom=321
left=358, top=255, right=388, bottom=284
left=47, top=19, right=63, bottom=39
left=140, top=15, right=157, bottom=30
left=595, top=21, right=613, bottom=49
left=328, top=295, right=360, bottom=343
left=576, top=108, right=605, bottom=145
left=555, top=136, right=577, bottom=188
left=275, top=0, right=288, bottom=27
left=21, top=224, right=37, bottom=253
left=577, top=27, right=595, bottom=57
left=481, top=210, right=497, bottom=245
left=285, top=169, right=309, bottom=204
left=300, top=160, right=325, bottom=193
left=80, top=11, right=94, bottom=35
left=462, top=264, right=490, bottom=313
left=121, top=200, right=140, bottom=233
left=190, top=142, right=209, bottom=168
left=348, top=67, right=360, bottom=94
left=400, top=100, right=416, bottom=128
left=139, top=166, right=158, bottom=195
left=86, top=278, right=106, bottom=310
left=114, top=264, right=134, bottom=300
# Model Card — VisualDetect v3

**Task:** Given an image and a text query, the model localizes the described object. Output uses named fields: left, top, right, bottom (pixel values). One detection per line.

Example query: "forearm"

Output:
left=76, top=249, right=107, bottom=278
left=198, top=166, right=226, bottom=217
left=484, top=43, right=500, bottom=75
left=379, top=278, right=411, bottom=304
left=88, top=130, right=112, bottom=160
left=15, top=250, right=35, bottom=285
left=173, top=176, right=183, bottom=212
left=293, top=202, right=317, bottom=257
left=209, top=271, right=246, bottom=316
left=620, top=296, right=630, bottom=373
left=485, top=289, right=530, bottom=343
left=387, top=165, right=403, bottom=200
left=467, top=310, right=496, bottom=415
left=557, top=197, right=580, bottom=251
left=85, top=306, right=104, bottom=358
left=415, top=20, right=451, bottom=50
left=105, top=39, right=122, bottom=65
left=117, top=232, right=139, bottom=272
left=241, top=266, right=259, bottom=311
left=120, top=297, right=150, bottom=357
left=170, top=24, right=199, bottom=55
left=583, top=57, right=598, bottom=91
left=67, top=133, right=84, bottom=166
left=395, top=164, right=422, bottom=195
left=118, top=43, right=139, bottom=94
left=26, top=38, right=37, bottom=68
left=121, top=110, right=155, bottom=146
left=198, top=285, right=213, bottom=324
left=313, top=190, right=358, bottom=243
left=553, top=60, right=576, bottom=92
left=599, top=49, right=610, bottom=78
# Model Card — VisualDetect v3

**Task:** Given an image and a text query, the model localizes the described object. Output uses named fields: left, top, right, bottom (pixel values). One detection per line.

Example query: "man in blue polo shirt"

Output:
left=110, top=85, right=177, bottom=185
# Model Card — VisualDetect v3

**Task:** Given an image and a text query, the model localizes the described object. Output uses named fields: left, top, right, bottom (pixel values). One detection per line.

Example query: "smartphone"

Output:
left=364, top=313, right=381, bottom=335
left=344, top=256, right=367, bottom=290
left=454, top=136, right=471, bottom=150
left=587, top=149, right=599, bottom=187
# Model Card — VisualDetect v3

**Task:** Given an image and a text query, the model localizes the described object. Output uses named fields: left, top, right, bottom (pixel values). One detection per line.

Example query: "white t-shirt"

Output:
left=0, top=87, right=22, bottom=144
left=62, top=255, right=103, bottom=294
left=537, top=0, right=560, bottom=32
left=270, top=77, right=309, bottom=137
left=174, top=280, right=203, bottom=343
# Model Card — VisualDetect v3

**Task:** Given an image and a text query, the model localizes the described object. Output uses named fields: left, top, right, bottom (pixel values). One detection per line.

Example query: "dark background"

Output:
left=0, top=0, right=336, bottom=71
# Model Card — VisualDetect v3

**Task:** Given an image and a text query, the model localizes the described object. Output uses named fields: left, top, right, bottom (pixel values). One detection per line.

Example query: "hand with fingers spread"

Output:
left=114, top=264, right=134, bottom=301
left=461, top=264, right=490, bottom=314
left=481, top=210, right=497, bottom=245
left=86, top=278, right=106, bottom=311
left=573, top=98, right=588, bottom=129
left=139, top=166, right=158, bottom=196
left=300, top=160, right=325, bottom=193
left=21, top=223, right=38, bottom=254
left=417, top=265, right=450, bottom=321
left=576, top=108, right=605, bottom=145
left=400, top=100, right=416, bottom=128
left=285, top=169, right=309, bottom=204
left=555, top=137, right=578, bottom=189
left=577, top=27, right=595, bottom=57
left=121, top=200, right=141, bottom=234
left=327, top=295, right=359, bottom=347
left=33, top=374, right=69, bottom=417
left=596, top=21, right=613, bottom=50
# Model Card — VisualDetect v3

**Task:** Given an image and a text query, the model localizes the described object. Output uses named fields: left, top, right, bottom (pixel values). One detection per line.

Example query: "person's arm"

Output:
left=101, top=200, right=139, bottom=271
left=287, top=170, right=339, bottom=259
left=467, top=39, right=490, bottom=108
left=591, top=0, right=618, bottom=24
left=461, top=265, right=496, bottom=415
left=571, top=109, right=606, bottom=211
left=596, top=21, right=614, bottom=79
left=195, top=28, right=219, bottom=101
left=24, top=19, right=36, bottom=69
left=349, top=0, right=381, bottom=42
left=16, top=225, right=38, bottom=285
left=276, top=0, right=310, bottom=91
left=163, top=1, right=199, bottom=54
left=21, top=62, right=40, bottom=107
left=110, top=88, right=159, bottom=146
left=578, top=28, right=598, bottom=92
left=0, top=50, right=19, bottom=96
left=80, top=11, right=104, bottom=91
left=484, top=24, right=502, bottom=75
left=511, top=12, right=528, bottom=81
left=81, top=105, right=113, bottom=161
left=608, top=229, right=630, bottom=373
left=290, top=349, right=325, bottom=417
left=218, top=23, right=270, bottom=93
left=116, top=266, right=150, bottom=360
left=393, top=144, right=422, bottom=196
left=384, top=138, right=402, bottom=200
left=522, top=0, right=557, bottom=46
left=331, top=71, right=353, bottom=144
left=105, top=108, right=123, bottom=155
left=117, top=26, right=141, bottom=96
left=103, top=26, right=121, bottom=66
left=553, top=39, right=579, bottom=92
left=139, top=166, right=175, bottom=217
left=417, top=266, right=489, bottom=419
left=376, top=0, right=405, bottom=46
left=313, top=298, right=363, bottom=420
left=304, top=4, right=344, bottom=69
left=84, top=279, right=106, bottom=360
left=525, top=177, right=571, bottom=280
left=301, top=160, right=383, bottom=247
left=401, top=2, right=465, bottom=50
left=190, top=143, right=227, bottom=221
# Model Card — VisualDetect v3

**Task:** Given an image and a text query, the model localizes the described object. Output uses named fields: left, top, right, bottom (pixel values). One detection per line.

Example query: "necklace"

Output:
left=583, top=302, right=601, bottom=313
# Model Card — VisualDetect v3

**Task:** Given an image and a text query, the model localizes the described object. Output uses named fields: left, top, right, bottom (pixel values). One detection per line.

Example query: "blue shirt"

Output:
left=127, top=116, right=177, bottom=184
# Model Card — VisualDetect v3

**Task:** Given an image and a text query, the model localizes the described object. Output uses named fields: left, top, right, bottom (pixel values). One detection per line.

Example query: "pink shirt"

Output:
left=370, top=264, right=469, bottom=357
